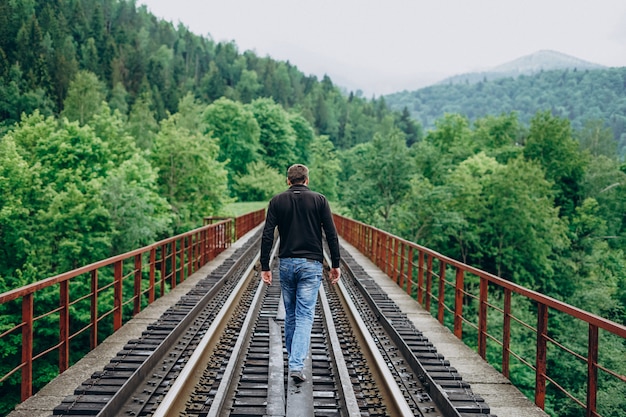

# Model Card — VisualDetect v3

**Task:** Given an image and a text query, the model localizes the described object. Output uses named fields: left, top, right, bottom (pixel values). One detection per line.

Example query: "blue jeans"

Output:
left=279, top=257, right=323, bottom=372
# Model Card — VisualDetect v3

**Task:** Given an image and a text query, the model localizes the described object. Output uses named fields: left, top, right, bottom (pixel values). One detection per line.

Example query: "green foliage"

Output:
left=203, top=97, right=261, bottom=181
left=152, top=111, right=230, bottom=231
left=289, top=113, right=316, bottom=164
left=524, top=111, right=587, bottom=217
left=232, top=161, right=285, bottom=202
left=342, top=124, right=413, bottom=229
left=0, top=135, right=33, bottom=277
left=103, top=154, right=172, bottom=254
left=249, top=98, right=297, bottom=173
left=308, top=135, right=341, bottom=200
left=61, top=70, right=106, bottom=125
left=386, top=67, right=626, bottom=156
left=480, top=157, right=569, bottom=292
left=127, top=92, right=159, bottom=151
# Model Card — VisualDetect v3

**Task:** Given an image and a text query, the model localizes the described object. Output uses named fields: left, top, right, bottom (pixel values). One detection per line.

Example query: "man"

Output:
left=260, top=164, right=341, bottom=384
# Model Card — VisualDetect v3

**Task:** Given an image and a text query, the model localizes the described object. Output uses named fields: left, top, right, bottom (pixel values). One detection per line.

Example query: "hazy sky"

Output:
left=137, top=0, right=626, bottom=96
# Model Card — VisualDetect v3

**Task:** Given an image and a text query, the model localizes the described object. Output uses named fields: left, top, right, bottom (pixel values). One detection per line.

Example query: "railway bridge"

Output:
left=1, top=210, right=624, bottom=416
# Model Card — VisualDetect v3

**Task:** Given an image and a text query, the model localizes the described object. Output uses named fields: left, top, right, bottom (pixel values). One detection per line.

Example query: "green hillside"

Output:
left=386, top=67, right=626, bottom=158
left=0, top=0, right=417, bottom=150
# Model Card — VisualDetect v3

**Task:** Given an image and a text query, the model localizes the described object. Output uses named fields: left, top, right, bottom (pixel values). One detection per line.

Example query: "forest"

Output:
left=0, top=0, right=625, bottom=416
left=385, top=67, right=626, bottom=159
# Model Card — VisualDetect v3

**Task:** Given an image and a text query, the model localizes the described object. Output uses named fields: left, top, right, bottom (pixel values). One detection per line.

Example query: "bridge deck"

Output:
left=8, top=226, right=547, bottom=417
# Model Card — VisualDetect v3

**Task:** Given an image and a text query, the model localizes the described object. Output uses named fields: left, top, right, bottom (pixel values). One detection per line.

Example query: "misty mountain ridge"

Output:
left=437, top=50, right=606, bottom=85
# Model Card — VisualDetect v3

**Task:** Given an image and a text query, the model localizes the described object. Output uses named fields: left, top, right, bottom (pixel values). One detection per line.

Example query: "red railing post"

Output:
left=478, top=276, right=488, bottom=359
left=149, top=248, right=156, bottom=303
left=399, top=242, right=405, bottom=289
left=180, top=236, right=186, bottom=283
left=160, top=243, right=166, bottom=296
left=535, top=303, right=548, bottom=409
left=21, top=293, right=33, bottom=401
left=201, top=229, right=207, bottom=265
left=454, top=268, right=464, bottom=339
left=134, top=254, right=142, bottom=316
left=438, top=260, right=446, bottom=323
left=587, top=324, right=599, bottom=417
left=171, top=240, right=177, bottom=289
left=59, top=280, right=69, bottom=372
left=417, top=250, right=424, bottom=304
left=90, top=269, right=98, bottom=349
left=425, top=255, right=433, bottom=311
left=114, top=260, right=123, bottom=330
left=502, top=288, right=511, bottom=378
left=393, top=239, right=399, bottom=284
left=187, top=234, right=193, bottom=276
left=406, top=246, right=414, bottom=296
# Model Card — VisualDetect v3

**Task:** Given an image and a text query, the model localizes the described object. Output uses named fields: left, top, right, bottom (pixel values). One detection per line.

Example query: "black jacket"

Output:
left=260, top=184, right=340, bottom=271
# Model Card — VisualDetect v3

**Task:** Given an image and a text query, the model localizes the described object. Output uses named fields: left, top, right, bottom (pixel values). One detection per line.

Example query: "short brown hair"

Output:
left=287, top=164, right=309, bottom=184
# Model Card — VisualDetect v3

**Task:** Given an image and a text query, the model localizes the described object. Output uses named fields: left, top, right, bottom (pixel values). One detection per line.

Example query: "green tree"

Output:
left=0, top=135, right=35, bottom=277
left=396, top=106, right=422, bottom=146
left=103, top=154, right=172, bottom=254
left=580, top=155, right=626, bottom=249
left=576, top=119, right=617, bottom=158
left=524, top=111, right=587, bottom=217
left=344, top=126, right=412, bottom=228
left=444, top=152, right=501, bottom=263
left=203, top=97, right=261, bottom=181
left=392, top=175, right=465, bottom=250
left=128, top=92, right=159, bottom=151
left=235, top=69, right=261, bottom=103
left=481, top=157, right=569, bottom=291
left=308, top=135, right=340, bottom=200
left=90, top=102, right=137, bottom=165
left=248, top=98, right=297, bottom=173
left=471, top=112, right=524, bottom=163
left=289, top=113, right=315, bottom=164
left=61, top=71, right=106, bottom=125
left=232, top=161, right=285, bottom=202
left=152, top=112, right=230, bottom=230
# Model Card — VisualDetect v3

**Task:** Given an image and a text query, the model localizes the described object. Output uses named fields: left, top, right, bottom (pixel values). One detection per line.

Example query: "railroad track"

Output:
left=52, top=229, right=495, bottom=417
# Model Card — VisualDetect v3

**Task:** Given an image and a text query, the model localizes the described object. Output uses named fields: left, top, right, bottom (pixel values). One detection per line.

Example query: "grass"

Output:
left=219, top=201, right=268, bottom=217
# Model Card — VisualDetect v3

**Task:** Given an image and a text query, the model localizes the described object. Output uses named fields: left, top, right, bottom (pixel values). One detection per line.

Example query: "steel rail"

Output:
left=335, top=277, right=416, bottom=416
left=318, top=283, right=361, bottom=416
left=150, top=242, right=277, bottom=417
left=320, top=252, right=362, bottom=416
left=93, top=233, right=260, bottom=417
left=152, top=247, right=262, bottom=417
left=343, top=257, right=465, bottom=417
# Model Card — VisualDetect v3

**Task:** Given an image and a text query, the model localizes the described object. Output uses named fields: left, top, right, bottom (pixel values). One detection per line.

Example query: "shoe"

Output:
left=290, top=370, right=306, bottom=383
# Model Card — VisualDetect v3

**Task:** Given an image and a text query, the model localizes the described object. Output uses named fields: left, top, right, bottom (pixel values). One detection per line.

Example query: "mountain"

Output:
left=385, top=65, right=626, bottom=157
left=438, top=50, right=606, bottom=85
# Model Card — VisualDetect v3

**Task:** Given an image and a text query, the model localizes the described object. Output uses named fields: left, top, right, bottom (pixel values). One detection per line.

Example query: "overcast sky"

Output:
left=137, top=0, right=626, bottom=96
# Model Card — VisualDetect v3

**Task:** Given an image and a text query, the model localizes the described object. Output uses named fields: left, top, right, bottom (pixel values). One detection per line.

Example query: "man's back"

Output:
left=260, top=183, right=339, bottom=271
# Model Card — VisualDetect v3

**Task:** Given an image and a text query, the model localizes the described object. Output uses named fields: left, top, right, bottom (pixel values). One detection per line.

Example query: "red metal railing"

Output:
left=334, top=214, right=626, bottom=417
left=0, top=210, right=265, bottom=404
left=204, top=208, right=266, bottom=241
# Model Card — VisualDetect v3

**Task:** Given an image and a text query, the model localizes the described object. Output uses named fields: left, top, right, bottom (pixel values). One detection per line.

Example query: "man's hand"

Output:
left=328, top=267, right=341, bottom=285
left=261, top=270, right=272, bottom=285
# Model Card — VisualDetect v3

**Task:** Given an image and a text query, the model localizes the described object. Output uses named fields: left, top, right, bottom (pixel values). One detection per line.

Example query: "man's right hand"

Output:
left=261, top=270, right=272, bottom=285
left=328, top=267, right=341, bottom=285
